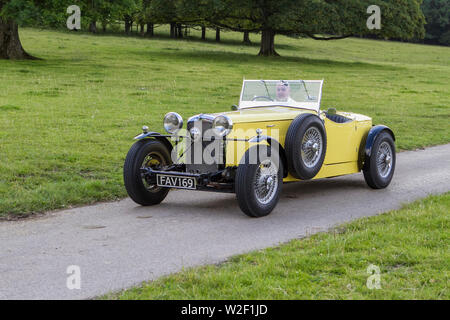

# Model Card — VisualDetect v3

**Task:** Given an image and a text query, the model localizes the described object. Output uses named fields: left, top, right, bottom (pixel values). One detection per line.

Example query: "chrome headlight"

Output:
left=163, top=112, right=183, bottom=134
left=212, top=115, right=233, bottom=137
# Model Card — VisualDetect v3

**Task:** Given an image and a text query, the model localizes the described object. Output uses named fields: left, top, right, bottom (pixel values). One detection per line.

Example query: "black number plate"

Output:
left=156, top=174, right=196, bottom=190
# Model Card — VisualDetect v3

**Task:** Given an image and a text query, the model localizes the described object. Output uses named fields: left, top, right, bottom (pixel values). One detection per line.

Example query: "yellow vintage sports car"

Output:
left=124, top=80, right=396, bottom=217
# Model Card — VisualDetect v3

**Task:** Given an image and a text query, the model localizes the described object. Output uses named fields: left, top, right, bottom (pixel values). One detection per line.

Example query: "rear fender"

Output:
left=363, top=125, right=395, bottom=169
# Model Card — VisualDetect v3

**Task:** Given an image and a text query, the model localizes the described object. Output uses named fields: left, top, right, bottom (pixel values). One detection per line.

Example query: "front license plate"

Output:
left=156, top=174, right=196, bottom=190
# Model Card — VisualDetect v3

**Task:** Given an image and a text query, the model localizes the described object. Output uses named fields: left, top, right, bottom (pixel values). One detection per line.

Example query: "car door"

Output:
left=322, top=117, right=358, bottom=165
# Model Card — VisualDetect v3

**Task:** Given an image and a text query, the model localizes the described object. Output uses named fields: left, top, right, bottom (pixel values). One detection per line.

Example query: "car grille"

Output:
left=186, top=115, right=224, bottom=174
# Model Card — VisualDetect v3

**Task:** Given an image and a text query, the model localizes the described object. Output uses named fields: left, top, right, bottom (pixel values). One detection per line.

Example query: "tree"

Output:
left=140, top=0, right=154, bottom=36
left=215, top=27, right=220, bottom=41
left=243, top=31, right=251, bottom=44
left=94, top=0, right=138, bottom=33
left=149, top=0, right=180, bottom=38
left=422, top=0, right=450, bottom=45
left=201, top=25, right=206, bottom=40
left=0, top=0, right=44, bottom=59
left=39, top=0, right=74, bottom=29
left=178, top=0, right=425, bottom=56
left=119, top=0, right=139, bottom=34
left=1, top=0, right=143, bottom=59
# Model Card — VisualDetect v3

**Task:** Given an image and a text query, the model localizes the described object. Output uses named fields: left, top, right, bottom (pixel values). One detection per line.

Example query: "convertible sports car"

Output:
left=124, top=80, right=396, bottom=217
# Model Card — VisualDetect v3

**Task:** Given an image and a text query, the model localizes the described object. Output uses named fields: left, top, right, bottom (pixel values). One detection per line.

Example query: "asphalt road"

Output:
left=1, top=144, right=449, bottom=299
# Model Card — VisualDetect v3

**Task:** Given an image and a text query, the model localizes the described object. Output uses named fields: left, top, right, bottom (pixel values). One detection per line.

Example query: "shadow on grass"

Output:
left=7, top=34, right=401, bottom=76
left=134, top=48, right=402, bottom=71
left=71, top=28, right=298, bottom=51
left=5, top=57, right=110, bottom=72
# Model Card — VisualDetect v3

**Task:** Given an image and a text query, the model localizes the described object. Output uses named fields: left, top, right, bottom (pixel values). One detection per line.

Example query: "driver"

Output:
left=276, top=80, right=295, bottom=103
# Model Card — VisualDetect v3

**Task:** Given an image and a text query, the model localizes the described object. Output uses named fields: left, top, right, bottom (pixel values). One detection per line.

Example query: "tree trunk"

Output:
left=258, top=29, right=278, bottom=56
left=102, top=21, right=107, bottom=33
left=177, top=23, right=183, bottom=38
left=215, top=28, right=220, bottom=42
left=140, top=23, right=145, bottom=36
left=201, top=26, right=206, bottom=40
left=243, top=31, right=251, bottom=44
left=146, top=23, right=154, bottom=37
left=125, top=17, right=132, bottom=34
left=89, top=20, right=97, bottom=34
left=0, top=19, right=35, bottom=60
left=170, top=23, right=176, bottom=38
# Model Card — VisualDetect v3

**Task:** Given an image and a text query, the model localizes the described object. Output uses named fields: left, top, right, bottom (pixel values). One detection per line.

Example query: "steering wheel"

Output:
left=251, top=96, right=274, bottom=102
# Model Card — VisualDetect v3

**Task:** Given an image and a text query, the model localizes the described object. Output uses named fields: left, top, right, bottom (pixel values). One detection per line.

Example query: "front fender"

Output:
left=225, top=139, right=270, bottom=167
left=247, top=136, right=288, bottom=177
left=134, top=131, right=173, bottom=152
left=225, top=136, right=288, bottom=177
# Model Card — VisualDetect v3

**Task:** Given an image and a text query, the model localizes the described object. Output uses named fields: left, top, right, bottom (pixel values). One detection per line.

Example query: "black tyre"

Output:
left=285, top=114, right=327, bottom=180
left=124, top=139, right=172, bottom=206
left=363, top=131, right=396, bottom=189
left=235, top=145, right=283, bottom=218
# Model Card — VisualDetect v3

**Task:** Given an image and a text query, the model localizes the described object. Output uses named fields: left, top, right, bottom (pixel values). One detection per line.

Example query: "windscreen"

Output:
left=239, top=80, right=323, bottom=110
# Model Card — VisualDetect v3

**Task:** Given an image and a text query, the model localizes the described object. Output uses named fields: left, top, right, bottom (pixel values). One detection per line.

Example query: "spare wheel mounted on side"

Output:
left=285, top=113, right=327, bottom=180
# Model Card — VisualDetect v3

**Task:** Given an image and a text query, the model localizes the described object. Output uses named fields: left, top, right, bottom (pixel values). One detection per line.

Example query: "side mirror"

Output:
left=231, top=104, right=238, bottom=111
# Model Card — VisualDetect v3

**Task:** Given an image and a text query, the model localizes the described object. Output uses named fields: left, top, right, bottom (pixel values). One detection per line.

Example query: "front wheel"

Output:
left=124, top=139, right=172, bottom=206
left=363, top=131, right=396, bottom=189
left=235, top=145, right=283, bottom=218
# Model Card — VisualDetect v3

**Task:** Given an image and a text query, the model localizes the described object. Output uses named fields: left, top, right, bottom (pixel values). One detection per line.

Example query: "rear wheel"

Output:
left=363, top=131, right=396, bottom=189
left=124, top=139, right=172, bottom=206
left=235, top=145, right=283, bottom=217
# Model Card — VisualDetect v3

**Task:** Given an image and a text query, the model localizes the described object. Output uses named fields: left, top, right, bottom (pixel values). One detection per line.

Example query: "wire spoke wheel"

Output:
left=235, top=145, right=283, bottom=217
left=124, top=140, right=172, bottom=206
left=301, top=127, right=323, bottom=168
left=285, top=114, right=327, bottom=180
left=376, top=141, right=393, bottom=178
left=254, top=159, right=279, bottom=205
left=141, top=151, right=166, bottom=192
left=363, top=131, right=396, bottom=190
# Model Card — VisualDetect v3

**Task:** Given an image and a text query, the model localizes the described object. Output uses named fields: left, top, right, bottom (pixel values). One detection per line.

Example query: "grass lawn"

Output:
left=0, top=27, right=449, bottom=217
left=104, top=193, right=449, bottom=300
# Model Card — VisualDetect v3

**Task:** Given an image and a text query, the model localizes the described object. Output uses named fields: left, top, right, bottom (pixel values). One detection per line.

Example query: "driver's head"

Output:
left=276, top=80, right=290, bottom=101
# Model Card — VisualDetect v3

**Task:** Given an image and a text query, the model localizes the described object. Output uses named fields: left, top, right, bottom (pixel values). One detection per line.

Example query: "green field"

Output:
left=105, top=193, right=449, bottom=300
left=0, top=27, right=449, bottom=217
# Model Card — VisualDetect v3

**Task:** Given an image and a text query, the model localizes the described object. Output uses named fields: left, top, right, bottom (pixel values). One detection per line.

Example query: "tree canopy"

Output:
left=1, top=0, right=427, bottom=59
left=422, top=0, right=450, bottom=46
left=175, top=0, right=425, bottom=55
